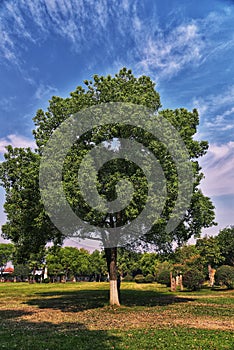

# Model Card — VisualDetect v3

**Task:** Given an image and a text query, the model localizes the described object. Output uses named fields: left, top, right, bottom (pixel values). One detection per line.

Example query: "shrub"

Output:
left=216, top=265, right=234, bottom=289
left=123, top=274, right=133, bottom=282
left=145, top=274, right=154, bottom=283
left=156, top=270, right=171, bottom=287
left=183, top=269, right=205, bottom=291
left=42, top=277, right=50, bottom=284
left=134, top=274, right=145, bottom=283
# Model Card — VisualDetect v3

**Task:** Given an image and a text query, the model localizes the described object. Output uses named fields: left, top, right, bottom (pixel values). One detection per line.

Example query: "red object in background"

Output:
left=3, top=267, right=14, bottom=273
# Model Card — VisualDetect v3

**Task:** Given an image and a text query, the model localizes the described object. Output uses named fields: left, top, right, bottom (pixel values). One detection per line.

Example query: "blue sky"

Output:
left=0, top=0, right=234, bottom=247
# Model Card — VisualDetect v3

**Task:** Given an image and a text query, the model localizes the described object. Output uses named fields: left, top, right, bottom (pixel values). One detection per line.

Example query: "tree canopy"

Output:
left=0, top=68, right=216, bottom=304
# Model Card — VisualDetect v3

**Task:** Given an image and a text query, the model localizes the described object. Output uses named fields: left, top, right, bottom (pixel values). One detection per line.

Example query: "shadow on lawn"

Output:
left=0, top=309, right=122, bottom=350
left=25, top=289, right=194, bottom=312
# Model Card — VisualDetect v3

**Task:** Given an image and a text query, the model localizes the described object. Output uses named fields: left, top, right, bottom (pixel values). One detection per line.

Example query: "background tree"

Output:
left=0, top=243, right=14, bottom=267
left=196, top=236, right=224, bottom=271
left=0, top=147, right=61, bottom=262
left=216, top=265, right=234, bottom=289
left=171, top=244, right=201, bottom=274
left=217, top=226, right=234, bottom=266
left=0, top=243, right=14, bottom=278
left=60, top=247, right=90, bottom=281
left=154, top=260, right=173, bottom=287
left=0, top=68, right=216, bottom=305
left=89, top=249, right=107, bottom=281
left=27, top=249, right=46, bottom=282
left=12, top=264, right=30, bottom=281
left=46, top=246, right=91, bottom=281
left=138, top=252, right=158, bottom=276
left=117, top=247, right=141, bottom=278
left=46, top=247, right=64, bottom=282
left=172, top=244, right=200, bottom=264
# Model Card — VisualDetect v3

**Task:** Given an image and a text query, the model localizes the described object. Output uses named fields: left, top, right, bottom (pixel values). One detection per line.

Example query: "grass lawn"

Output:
left=0, top=282, right=233, bottom=349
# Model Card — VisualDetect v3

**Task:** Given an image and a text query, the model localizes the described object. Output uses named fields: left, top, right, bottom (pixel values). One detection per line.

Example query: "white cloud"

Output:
left=200, top=142, right=234, bottom=196
left=0, top=134, right=35, bottom=154
left=193, top=86, right=234, bottom=132
left=0, top=30, right=18, bottom=63
left=34, top=83, right=58, bottom=100
left=0, top=97, right=16, bottom=111
left=133, top=8, right=234, bottom=80
left=0, top=0, right=113, bottom=63
left=136, top=23, right=204, bottom=79
left=0, top=0, right=233, bottom=84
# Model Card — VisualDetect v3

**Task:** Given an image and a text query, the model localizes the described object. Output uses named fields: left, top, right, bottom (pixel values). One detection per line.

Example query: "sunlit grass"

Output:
left=0, top=282, right=233, bottom=349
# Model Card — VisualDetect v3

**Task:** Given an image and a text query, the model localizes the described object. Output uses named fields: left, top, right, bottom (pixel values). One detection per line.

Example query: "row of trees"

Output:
left=1, top=226, right=233, bottom=288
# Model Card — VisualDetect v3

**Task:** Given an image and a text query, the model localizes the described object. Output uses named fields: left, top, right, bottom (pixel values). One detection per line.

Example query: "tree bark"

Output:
left=105, top=247, right=120, bottom=306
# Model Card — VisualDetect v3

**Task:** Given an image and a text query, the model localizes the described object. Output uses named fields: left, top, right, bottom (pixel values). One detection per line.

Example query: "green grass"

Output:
left=0, top=327, right=233, bottom=350
left=0, top=282, right=233, bottom=349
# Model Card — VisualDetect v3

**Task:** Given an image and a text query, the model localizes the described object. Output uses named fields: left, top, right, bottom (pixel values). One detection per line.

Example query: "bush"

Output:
left=156, top=270, right=171, bottom=287
left=42, top=278, right=50, bottom=283
left=183, top=269, right=205, bottom=291
left=123, top=274, right=133, bottom=282
left=134, top=274, right=145, bottom=283
left=145, top=274, right=155, bottom=283
left=216, top=265, right=234, bottom=289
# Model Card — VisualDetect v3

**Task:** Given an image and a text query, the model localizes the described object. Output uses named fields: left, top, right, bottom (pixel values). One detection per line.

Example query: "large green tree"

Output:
left=0, top=68, right=216, bottom=305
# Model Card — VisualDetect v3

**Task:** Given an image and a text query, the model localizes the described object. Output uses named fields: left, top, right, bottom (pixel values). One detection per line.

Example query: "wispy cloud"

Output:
left=34, top=83, right=58, bottom=100
left=0, top=0, right=114, bottom=65
left=1, top=0, right=233, bottom=82
left=200, top=142, right=234, bottom=196
left=193, top=86, right=234, bottom=134
left=0, top=97, right=16, bottom=112
left=134, top=8, right=234, bottom=80
left=136, top=23, right=204, bottom=79
left=0, top=134, right=35, bottom=154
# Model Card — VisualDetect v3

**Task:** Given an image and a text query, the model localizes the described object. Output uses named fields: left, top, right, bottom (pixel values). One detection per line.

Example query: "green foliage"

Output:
left=117, top=247, right=141, bottom=276
left=0, top=147, right=61, bottom=261
left=172, top=244, right=202, bottom=277
left=217, top=226, right=234, bottom=266
left=216, top=265, right=234, bottom=289
left=0, top=243, right=14, bottom=267
left=134, top=274, right=145, bottom=283
left=172, top=244, right=199, bottom=264
left=156, top=270, right=171, bottom=287
left=154, top=260, right=172, bottom=281
left=42, top=277, right=50, bottom=283
left=12, top=264, right=30, bottom=280
left=183, top=268, right=205, bottom=290
left=26, top=249, right=46, bottom=274
left=46, top=246, right=91, bottom=280
left=89, top=250, right=107, bottom=280
left=0, top=68, right=216, bottom=262
left=122, top=273, right=133, bottom=281
left=139, top=253, right=158, bottom=276
left=144, top=273, right=154, bottom=283
left=196, top=235, right=224, bottom=268
left=46, top=247, right=64, bottom=278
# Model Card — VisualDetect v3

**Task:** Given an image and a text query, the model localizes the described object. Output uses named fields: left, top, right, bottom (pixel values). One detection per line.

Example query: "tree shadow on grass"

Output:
left=26, top=289, right=109, bottom=311
left=0, top=309, right=122, bottom=350
left=25, top=288, right=194, bottom=312
left=121, top=289, right=194, bottom=307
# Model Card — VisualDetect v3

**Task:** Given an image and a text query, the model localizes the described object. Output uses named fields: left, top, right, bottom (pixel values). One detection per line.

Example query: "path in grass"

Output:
left=0, top=282, right=233, bottom=349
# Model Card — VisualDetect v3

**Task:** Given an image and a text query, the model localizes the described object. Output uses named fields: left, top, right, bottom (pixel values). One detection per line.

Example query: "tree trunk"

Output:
left=105, top=247, right=120, bottom=306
